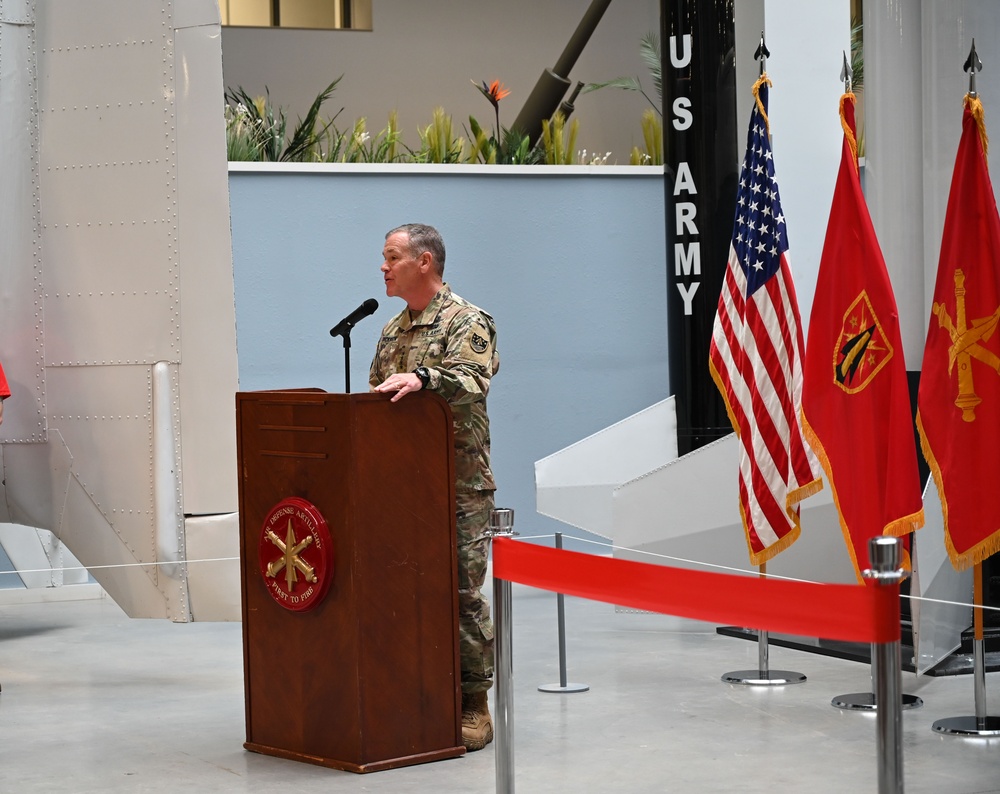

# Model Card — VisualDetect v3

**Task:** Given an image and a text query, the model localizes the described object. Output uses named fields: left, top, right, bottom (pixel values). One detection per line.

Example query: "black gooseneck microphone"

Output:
left=330, top=298, right=379, bottom=394
left=329, top=298, right=379, bottom=337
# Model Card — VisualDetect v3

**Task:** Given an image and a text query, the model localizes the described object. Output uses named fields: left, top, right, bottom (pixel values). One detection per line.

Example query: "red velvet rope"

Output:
left=492, top=538, right=899, bottom=644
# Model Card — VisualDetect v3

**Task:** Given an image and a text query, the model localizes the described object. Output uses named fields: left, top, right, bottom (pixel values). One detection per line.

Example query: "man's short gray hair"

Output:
left=387, top=223, right=446, bottom=276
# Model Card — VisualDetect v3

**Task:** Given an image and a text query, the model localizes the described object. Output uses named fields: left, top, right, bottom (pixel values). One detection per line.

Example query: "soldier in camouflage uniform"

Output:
left=370, top=223, right=499, bottom=751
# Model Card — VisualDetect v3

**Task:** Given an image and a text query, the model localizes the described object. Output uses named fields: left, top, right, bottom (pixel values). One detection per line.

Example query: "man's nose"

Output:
left=380, top=261, right=389, bottom=272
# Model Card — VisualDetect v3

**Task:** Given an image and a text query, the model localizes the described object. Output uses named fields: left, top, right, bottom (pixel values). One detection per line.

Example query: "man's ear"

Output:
left=417, top=250, right=434, bottom=273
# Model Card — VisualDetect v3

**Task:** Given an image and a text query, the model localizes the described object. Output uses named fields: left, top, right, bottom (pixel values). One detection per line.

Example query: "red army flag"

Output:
left=710, top=76, right=823, bottom=566
left=918, top=94, right=1000, bottom=570
left=802, top=93, right=924, bottom=582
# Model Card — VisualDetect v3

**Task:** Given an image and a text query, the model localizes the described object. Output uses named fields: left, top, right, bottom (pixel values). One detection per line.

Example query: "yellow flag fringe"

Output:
left=839, top=91, right=858, bottom=172
left=708, top=356, right=741, bottom=443
left=802, top=413, right=866, bottom=583
left=917, top=411, right=1000, bottom=571
left=747, top=517, right=800, bottom=568
left=803, top=412, right=918, bottom=582
left=711, top=355, right=815, bottom=568
left=964, top=93, right=989, bottom=157
left=752, top=74, right=773, bottom=134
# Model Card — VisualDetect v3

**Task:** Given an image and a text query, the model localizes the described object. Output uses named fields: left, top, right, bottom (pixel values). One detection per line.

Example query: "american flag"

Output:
left=709, top=78, right=822, bottom=565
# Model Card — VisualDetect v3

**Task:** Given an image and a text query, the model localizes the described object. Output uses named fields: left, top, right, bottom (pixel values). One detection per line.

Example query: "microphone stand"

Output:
left=338, top=326, right=354, bottom=393
left=330, top=299, right=377, bottom=393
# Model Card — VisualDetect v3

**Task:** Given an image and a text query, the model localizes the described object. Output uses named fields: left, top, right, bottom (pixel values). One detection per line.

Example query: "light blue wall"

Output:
left=229, top=166, right=669, bottom=543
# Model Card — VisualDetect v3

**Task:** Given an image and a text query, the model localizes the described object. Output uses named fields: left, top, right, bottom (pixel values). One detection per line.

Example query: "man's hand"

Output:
left=374, top=373, right=423, bottom=403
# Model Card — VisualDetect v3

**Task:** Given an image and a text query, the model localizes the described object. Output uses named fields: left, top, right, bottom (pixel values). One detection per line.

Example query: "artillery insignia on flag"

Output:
left=929, top=268, right=1000, bottom=423
left=834, top=290, right=893, bottom=394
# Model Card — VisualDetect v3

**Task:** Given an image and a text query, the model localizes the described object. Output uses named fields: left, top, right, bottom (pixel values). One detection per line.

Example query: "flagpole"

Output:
left=932, top=561, right=1000, bottom=736
left=721, top=561, right=806, bottom=687
left=925, top=39, right=1000, bottom=740
left=974, top=563, right=987, bottom=723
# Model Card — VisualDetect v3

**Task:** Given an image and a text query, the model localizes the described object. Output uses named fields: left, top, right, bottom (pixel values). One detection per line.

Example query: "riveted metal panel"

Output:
left=39, top=48, right=168, bottom=112
left=0, top=1, right=47, bottom=445
left=59, top=469, right=173, bottom=619
left=39, top=105, right=174, bottom=166
left=39, top=150, right=174, bottom=222
left=173, top=0, right=220, bottom=29
left=41, top=222, right=174, bottom=293
left=37, top=4, right=179, bottom=371
left=3, top=426, right=74, bottom=544
left=37, top=0, right=168, bottom=48
left=185, top=513, right=239, bottom=621
left=1, top=0, right=34, bottom=24
left=3, top=1, right=234, bottom=620
left=45, top=366, right=157, bottom=563
left=174, top=22, right=238, bottom=515
left=42, top=223, right=178, bottom=366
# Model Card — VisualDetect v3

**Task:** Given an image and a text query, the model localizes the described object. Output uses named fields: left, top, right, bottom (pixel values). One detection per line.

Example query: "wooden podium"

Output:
left=236, top=389, right=465, bottom=772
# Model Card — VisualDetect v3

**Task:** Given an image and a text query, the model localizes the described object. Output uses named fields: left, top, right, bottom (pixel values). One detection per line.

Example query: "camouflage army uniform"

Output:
left=369, top=284, right=499, bottom=694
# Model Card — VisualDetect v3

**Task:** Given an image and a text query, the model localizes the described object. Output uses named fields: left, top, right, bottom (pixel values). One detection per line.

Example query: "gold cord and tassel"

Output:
left=751, top=74, right=773, bottom=134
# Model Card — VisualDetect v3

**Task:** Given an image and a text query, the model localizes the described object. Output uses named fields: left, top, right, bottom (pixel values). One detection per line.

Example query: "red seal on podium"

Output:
left=258, top=497, right=334, bottom=612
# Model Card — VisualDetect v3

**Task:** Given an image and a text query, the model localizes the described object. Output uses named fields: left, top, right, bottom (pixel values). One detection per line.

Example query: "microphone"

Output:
left=329, top=298, right=379, bottom=337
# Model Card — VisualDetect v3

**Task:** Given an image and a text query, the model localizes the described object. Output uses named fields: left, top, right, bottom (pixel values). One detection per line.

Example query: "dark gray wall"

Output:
left=220, top=0, right=661, bottom=162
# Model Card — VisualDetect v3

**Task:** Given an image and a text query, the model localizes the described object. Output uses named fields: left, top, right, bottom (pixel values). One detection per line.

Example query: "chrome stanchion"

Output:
left=931, top=562, right=1000, bottom=737
left=488, top=509, right=517, bottom=794
left=722, top=562, right=807, bottom=686
left=538, top=533, right=589, bottom=694
left=832, top=534, right=921, bottom=712
left=830, top=657, right=922, bottom=711
left=864, top=536, right=904, bottom=794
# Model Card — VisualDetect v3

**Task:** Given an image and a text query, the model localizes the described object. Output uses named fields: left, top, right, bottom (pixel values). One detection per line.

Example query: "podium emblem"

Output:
left=259, top=497, right=334, bottom=612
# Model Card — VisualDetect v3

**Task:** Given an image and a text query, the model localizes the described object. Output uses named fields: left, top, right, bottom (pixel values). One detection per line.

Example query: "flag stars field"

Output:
left=709, top=74, right=823, bottom=565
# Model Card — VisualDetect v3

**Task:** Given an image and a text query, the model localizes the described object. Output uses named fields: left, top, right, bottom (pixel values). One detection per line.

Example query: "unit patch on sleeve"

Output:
left=463, top=324, right=493, bottom=362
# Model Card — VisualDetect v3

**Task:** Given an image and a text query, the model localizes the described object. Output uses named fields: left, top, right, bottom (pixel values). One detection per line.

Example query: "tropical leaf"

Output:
left=225, top=78, right=343, bottom=162
left=639, top=31, right=661, bottom=105
left=581, top=77, right=642, bottom=95
left=580, top=32, right=662, bottom=117
left=281, top=76, right=343, bottom=162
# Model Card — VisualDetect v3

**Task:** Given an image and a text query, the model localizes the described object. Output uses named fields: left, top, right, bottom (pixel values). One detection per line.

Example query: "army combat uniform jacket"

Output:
left=369, top=284, right=499, bottom=493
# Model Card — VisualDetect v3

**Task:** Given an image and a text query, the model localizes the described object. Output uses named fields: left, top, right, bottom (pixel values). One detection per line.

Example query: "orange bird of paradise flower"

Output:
left=474, top=79, right=511, bottom=109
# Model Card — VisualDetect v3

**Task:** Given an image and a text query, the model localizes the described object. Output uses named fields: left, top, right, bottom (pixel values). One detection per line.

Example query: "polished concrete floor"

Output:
left=1, top=580, right=998, bottom=793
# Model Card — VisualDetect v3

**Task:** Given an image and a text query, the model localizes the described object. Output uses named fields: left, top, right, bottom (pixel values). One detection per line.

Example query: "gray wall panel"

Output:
left=229, top=166, right=669, bottom=541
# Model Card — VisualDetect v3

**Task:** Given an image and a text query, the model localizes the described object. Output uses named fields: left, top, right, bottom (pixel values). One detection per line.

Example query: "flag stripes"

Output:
left=710, top=76, right=822, bottom=565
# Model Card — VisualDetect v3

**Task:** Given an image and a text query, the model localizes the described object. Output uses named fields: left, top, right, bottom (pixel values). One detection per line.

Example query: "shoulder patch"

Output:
left=471, top=331, right=489, bottom=354
left=461, top=323, right=493, bottom=363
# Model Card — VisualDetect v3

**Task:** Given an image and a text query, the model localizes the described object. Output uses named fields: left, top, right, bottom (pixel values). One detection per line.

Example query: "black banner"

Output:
left=662, top=0, right=738, bottom=455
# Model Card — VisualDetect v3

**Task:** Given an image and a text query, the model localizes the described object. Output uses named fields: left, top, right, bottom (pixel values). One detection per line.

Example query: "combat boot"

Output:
left=461, top=690, right=493, bottom=751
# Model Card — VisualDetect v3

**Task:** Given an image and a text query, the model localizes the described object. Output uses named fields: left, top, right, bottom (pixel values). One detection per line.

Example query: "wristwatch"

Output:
left=414, top=366, right=431, bottom=389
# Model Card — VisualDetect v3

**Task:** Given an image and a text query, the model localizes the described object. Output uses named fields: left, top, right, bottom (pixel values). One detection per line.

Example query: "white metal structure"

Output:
left=0, top=0, right=239, bottom=621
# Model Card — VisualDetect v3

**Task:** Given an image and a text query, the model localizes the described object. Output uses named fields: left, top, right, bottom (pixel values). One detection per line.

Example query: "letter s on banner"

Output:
left=672, top=97, right=693, bottom=131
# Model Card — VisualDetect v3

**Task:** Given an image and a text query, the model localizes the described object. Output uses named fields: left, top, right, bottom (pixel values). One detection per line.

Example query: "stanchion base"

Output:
left=721, top=669, right=807, bottom=686
left=830, top=692, right=923, bottom=711
left=538, top=683, right=590, bottom=693
left=932, top=715, right=1000, bottom=737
